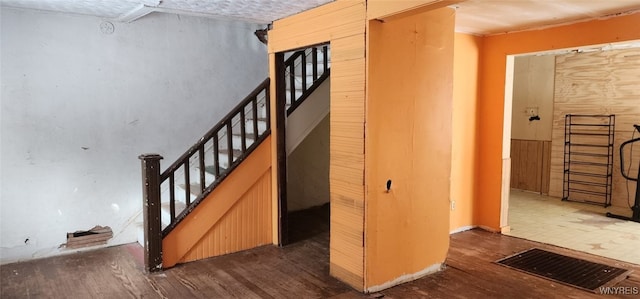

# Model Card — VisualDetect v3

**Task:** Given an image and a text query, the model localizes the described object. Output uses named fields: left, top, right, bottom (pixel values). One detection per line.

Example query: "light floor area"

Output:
left=505, top=189, right=640, bottom=265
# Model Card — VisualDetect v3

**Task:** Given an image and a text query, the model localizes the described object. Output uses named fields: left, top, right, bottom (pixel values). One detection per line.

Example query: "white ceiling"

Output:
left=0, top=0, right=334, bottom=24
left=455, top=0, right=640, bottom=35
left=1, top=0, right=640, bottom=35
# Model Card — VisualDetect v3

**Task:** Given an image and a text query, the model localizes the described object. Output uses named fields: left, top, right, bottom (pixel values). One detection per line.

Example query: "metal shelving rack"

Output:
left=562, top=114, right=615, bottom=207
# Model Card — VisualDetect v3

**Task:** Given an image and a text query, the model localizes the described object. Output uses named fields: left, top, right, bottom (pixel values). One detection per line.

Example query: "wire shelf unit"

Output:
left=562, top=114, right=615, bottom=207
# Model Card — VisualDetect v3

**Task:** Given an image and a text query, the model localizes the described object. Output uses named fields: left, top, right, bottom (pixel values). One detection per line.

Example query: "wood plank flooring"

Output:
left=2, top=227, right=639, bottom=298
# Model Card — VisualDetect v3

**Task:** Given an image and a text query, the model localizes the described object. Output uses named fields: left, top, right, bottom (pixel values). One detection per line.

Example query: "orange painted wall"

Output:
left=450, top=33, right=482, bottom=232
left=269, top=0, right=460, bottom=291
left=163, top=136, right=272, bottom=268
left=178, top=171, right=271, bottom=263
left=476, top=12, right=640, bottom=230
left=365, top=7, right=454, bottom=290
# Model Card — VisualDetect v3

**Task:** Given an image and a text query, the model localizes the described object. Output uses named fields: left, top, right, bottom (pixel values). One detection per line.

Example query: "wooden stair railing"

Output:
left=284, top=44, right=330, bottom=116
left=138, top=44, right=331, bottom=273
left=160, top=78, right=271, bottom=234
left=139, top=78, right=270, bottom=272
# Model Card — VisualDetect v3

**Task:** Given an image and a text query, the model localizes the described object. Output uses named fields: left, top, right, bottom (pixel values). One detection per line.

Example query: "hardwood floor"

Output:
left=2, top=227, right=639, bottom=298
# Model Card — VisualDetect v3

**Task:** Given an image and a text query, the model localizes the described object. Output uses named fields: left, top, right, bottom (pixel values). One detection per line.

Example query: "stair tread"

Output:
left=219, top=148, right=243, bottom=156
left=178, top=183, right=203, bottom=196
left=162, top=200, right=186, bottom=210
left=232, top=132, right=257, bottom=138
left=150, top=60, right=328, bottom=237
left=204, top=165, right=227, bottom=175
left=244, top=117, right=268, bottom=122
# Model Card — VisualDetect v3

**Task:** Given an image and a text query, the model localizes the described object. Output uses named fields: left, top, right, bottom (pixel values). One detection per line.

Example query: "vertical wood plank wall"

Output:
left=268, top=0, right=367, bottom=290
left=510, top=139, right=551, bottom=194
left=549, top=48, right=640, bottom=207
left=179, top=171, right=271, bottom=263
left=162, top=137, right=272, bottom=268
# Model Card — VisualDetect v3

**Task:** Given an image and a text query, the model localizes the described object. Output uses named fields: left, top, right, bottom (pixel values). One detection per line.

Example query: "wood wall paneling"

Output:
left=510, top=139, right=551, bottom=194
left=510, top=55, right=555, bottom=141
left=541, top=141, right=551, bottom=194
left=549, top=48, right=640, bottom=207
left=268, top=0, right=367, bottom=291
left=366, top=0, right=461, bottom=21
left=329, top=37, right=366, bottom=291
left=162, top=137, right=272, bottom=268
left=179, top=171, right=271, bottom=263
left=268, top=1, right=365, bottom=53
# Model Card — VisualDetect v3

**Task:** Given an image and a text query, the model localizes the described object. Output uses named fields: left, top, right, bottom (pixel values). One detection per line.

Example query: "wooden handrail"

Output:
left=140, top=43, right=331, bottom=270
left=154, top=78, right=271, bottom=236
left=160, top=78, right=270, bottom=181
left=283, top=44, right=330, bottom=116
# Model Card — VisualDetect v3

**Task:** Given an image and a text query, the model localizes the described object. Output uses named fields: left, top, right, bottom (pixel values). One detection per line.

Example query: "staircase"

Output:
left=137, top=44, right=330, bottom=270
left=284, top=44, right=330, bottom=114
left=136, top=79, right=270, bottom=251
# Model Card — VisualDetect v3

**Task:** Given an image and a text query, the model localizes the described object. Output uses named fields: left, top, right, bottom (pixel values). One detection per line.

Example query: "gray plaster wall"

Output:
left=0, top=7, right=267, bottom=264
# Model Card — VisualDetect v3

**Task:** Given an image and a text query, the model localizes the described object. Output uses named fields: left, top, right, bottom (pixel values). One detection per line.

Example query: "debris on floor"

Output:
left=64, top=225, right=113, bottom=249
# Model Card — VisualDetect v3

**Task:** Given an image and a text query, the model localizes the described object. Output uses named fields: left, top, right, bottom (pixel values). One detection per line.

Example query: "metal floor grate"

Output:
left=496, top=248, right=631, bottom=292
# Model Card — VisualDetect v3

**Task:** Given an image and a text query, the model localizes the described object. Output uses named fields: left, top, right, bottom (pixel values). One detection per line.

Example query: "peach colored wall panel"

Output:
left=365, top=7, right=454, bottom=290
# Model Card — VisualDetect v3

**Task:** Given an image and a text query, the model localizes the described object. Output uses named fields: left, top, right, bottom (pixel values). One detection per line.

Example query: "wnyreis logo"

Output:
left=599, top=286, right=639, bottom=295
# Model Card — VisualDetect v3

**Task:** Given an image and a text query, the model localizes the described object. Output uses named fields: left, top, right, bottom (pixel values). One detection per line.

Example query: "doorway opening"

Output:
left=501, top=41, right=640, bottom=265
left=275, top=44, right=331, bottom=246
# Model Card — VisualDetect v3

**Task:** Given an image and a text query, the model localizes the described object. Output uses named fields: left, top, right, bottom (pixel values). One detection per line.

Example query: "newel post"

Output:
left=139, top=153, right=163, bottom=272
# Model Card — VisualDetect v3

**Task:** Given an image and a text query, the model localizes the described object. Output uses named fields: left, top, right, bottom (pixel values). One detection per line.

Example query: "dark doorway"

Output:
left=275, top=44, right=331, bottom=246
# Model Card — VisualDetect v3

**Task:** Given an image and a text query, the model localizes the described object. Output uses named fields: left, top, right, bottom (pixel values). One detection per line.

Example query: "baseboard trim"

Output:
left=449, top=225, right=476, bottom=235
left=478, top=225, right=500, bottom=233
left=365, top=262, right=444, bottom=293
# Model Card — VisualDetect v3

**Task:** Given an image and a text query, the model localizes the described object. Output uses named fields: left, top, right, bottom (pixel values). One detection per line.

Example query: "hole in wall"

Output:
left=64, top=225, right=113, bottom=249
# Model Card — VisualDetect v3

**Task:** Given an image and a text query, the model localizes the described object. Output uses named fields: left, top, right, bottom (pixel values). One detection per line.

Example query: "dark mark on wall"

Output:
left=81, top=147, right=89, bottom=150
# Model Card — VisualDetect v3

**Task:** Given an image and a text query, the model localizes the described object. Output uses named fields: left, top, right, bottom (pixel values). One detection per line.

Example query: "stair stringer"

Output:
left=162, top=135, right=272, bottom=268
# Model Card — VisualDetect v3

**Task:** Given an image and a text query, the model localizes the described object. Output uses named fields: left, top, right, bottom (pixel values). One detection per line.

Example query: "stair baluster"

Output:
left=284, top=44, right=330, bottom=116
left=139, top=44, right=331, bottom=270
left=149, top=78, right=270, bottom=238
